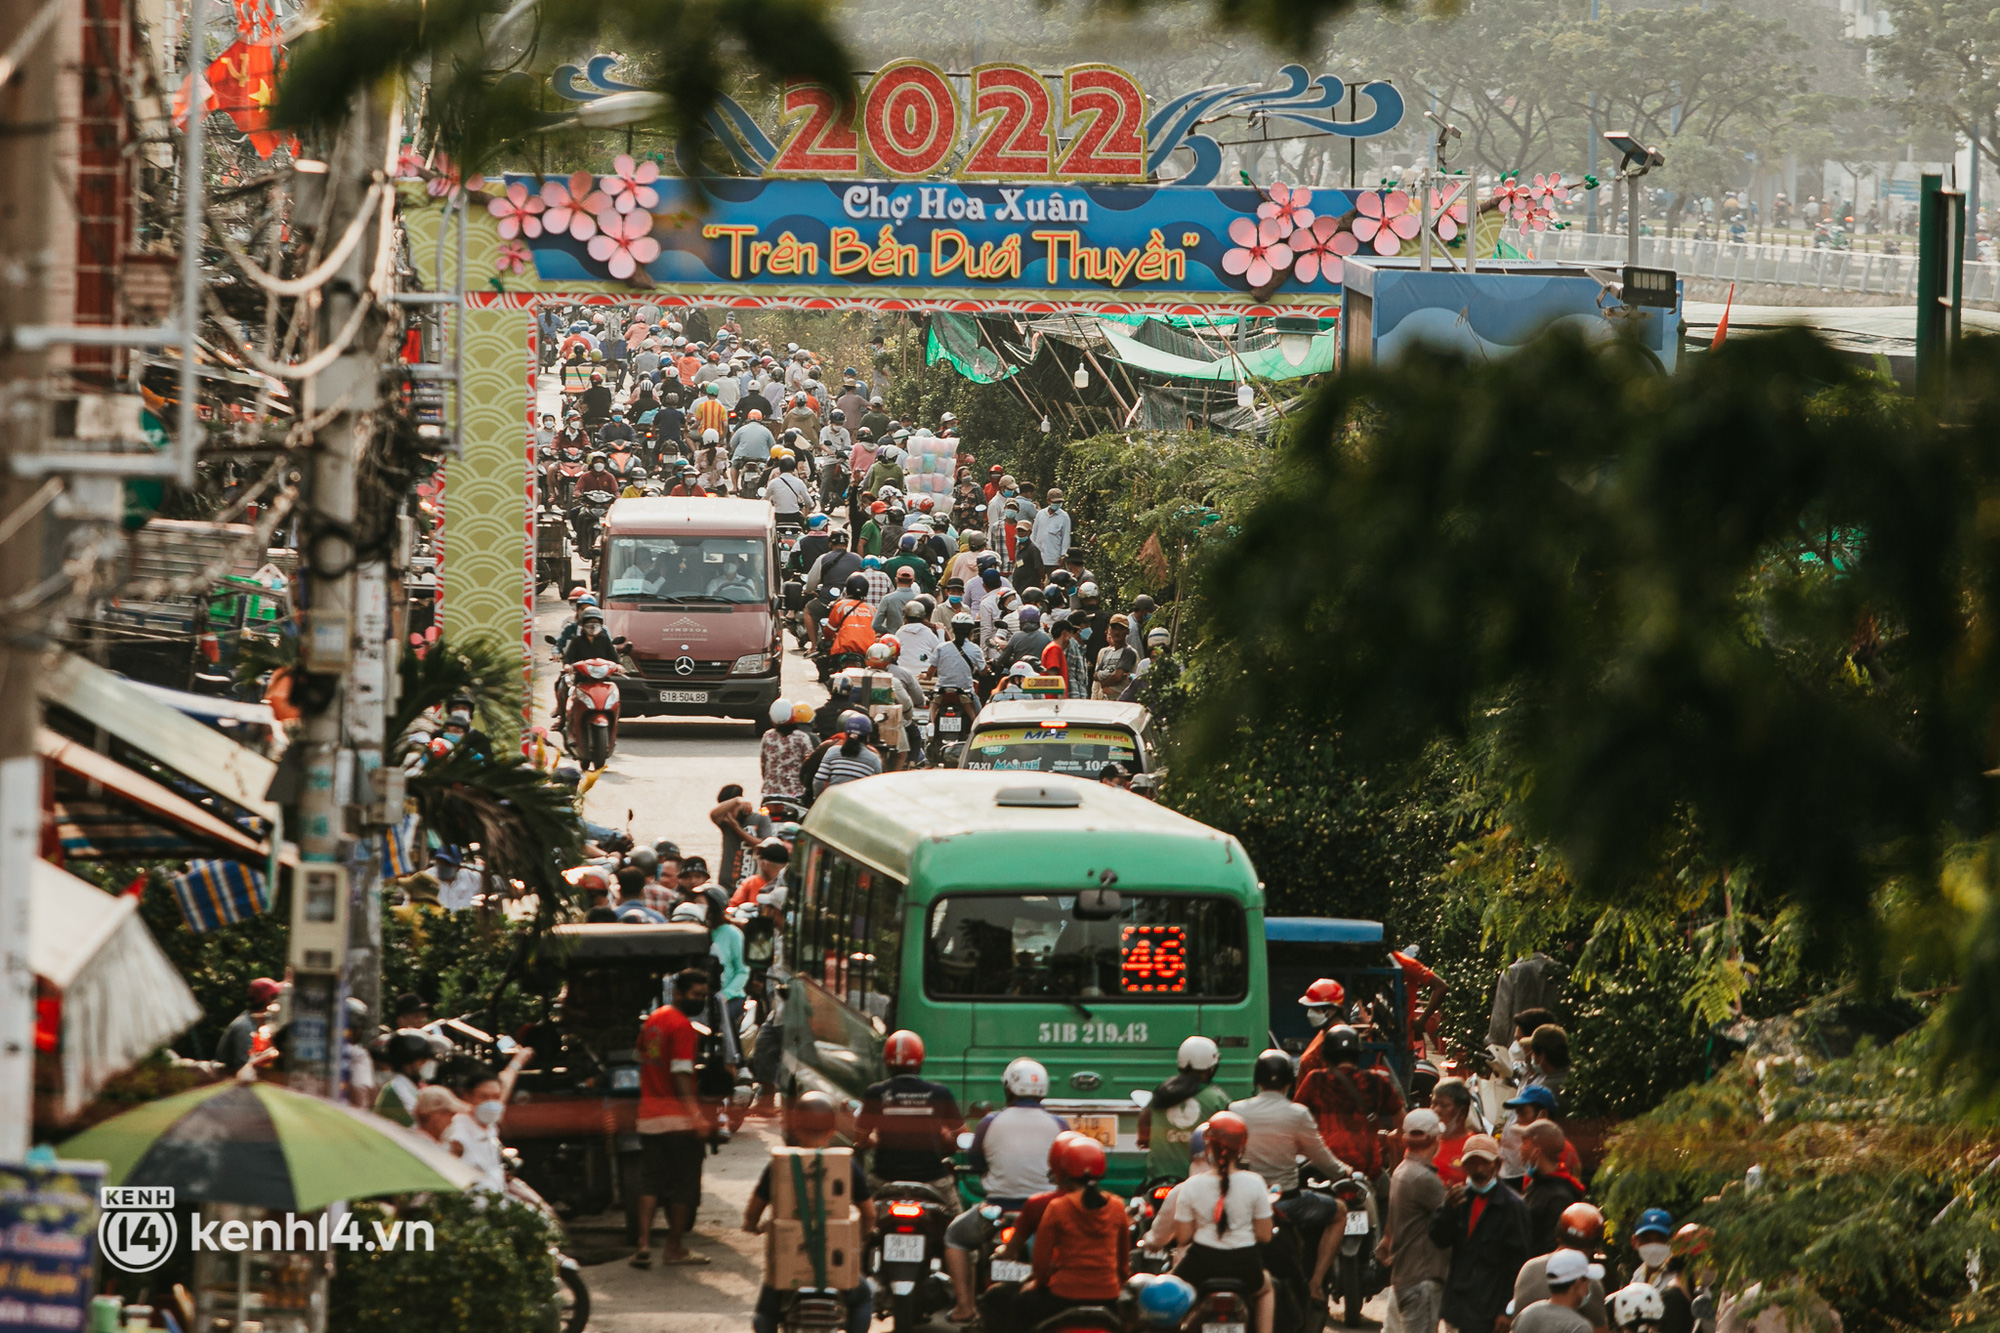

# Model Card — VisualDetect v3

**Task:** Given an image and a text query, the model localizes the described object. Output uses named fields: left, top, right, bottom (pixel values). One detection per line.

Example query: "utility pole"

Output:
left=288, top=90, right=391, bottom=1097
left=0, top=0, right=62, bottom=1161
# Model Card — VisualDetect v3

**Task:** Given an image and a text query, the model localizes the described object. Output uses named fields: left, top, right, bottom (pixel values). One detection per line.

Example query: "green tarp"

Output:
left=926, top=312, right=1019, bottom=383
left=1098, top=324, right=1338, bottom=381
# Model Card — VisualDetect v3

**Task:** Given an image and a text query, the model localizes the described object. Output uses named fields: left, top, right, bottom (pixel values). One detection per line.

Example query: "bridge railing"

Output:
left=1528, top=229, right=2000, bottom=309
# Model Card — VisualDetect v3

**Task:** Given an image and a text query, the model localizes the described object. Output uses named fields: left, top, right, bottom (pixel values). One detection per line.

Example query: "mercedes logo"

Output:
left=675, top=656, right=695, bottom=676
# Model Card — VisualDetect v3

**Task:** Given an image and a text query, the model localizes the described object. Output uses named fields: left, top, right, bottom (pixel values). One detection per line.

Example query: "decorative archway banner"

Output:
left=494, top=173, right=1357, bottom=314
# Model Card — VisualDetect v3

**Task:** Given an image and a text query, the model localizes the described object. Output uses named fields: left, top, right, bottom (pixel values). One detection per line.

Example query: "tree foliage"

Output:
left=1199, top=326, right=2000, bottom=1086
left=330, top=1193, right=561, bottom=1331
left=1597, top=1014, right=1994, bottom=1331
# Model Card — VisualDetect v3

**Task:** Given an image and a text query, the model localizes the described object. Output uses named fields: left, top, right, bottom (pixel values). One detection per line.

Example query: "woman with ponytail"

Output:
left=1025, top=1135, right=1127, bottom=1326
left=1171, top=1112, right=1275, bottom=1333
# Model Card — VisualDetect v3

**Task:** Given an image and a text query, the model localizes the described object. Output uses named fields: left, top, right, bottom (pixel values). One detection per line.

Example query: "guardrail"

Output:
left=1532, top=228, right=2000, bottom=308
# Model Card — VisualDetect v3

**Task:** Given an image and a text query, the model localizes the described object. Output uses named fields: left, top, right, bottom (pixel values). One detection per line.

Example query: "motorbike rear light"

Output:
left=998, top=1226, right=1015, bottom=1244
left=1152, top=1185, right=1172, bottom=1200
left=888, top=1203, right=925, bottom=1218
left=1211, top=1294, right=1240, bottom=1319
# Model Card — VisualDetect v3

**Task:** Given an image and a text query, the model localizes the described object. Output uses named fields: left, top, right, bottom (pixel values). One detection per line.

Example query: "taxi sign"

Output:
left=1021, top=675, right=1067, bottom=697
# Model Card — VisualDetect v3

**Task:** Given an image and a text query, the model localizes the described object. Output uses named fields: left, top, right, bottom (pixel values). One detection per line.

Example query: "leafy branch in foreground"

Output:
left=275, top=0, right=860, bottom=171
left=1198, top=327, right=2000, bottom=1084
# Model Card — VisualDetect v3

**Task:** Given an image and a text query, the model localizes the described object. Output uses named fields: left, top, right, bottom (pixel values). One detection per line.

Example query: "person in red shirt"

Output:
left=1024, top=1136, right=1127, bottom=1328
left=1390, top=947, right=1449, bottom=1056
left=1039, top=613, right=1077, bottom=690
left=1429, top=1076, right=1475, bottom=1186
left=1294, top=978, right=1347, bottom=1083
left=633, top=968, right=714, bottom=1267
left=1295, top=1024, right=1404, bottom=1182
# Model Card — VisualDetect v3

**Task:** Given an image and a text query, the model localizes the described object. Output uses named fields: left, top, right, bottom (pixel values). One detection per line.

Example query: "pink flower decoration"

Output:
left=394, top=147, right=426, bottom=179
left=1290, top=216, right=1360, bottom=284
left=1532, top=173, right=1571, bottom=206
left=1220, top=215, right=1295, bottom=288
left=487, top=182, right=546, bottom=239
left=540, top=171, right=608, bottom=242
left=1493, top=178, right=1534, bottom=218
left=496, top=241, right=532, bottom=275
left=1351, top=191, right=1422, bottom=256
left=424, top=153, right=484, bottom=201
left=602, top=154, right=662, bottom=214
left=1256, top=181, right=1315, bottom=236
left=1428, top=189, right=1470, bottom=243
left=587, top=209, right=660, bottom=280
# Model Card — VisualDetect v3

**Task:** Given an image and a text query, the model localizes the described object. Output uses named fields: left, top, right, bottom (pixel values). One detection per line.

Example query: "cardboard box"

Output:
left=767, top=1147, right=857, bottom=1223
left=768, top=1215, right=863, bottom=1290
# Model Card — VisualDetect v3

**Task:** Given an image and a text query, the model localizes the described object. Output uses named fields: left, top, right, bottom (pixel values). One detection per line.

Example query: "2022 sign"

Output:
left=769, top=60, right=1147, bottom=183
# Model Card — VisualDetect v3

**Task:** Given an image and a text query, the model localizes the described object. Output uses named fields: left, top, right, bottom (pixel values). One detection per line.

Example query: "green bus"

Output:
left=778, top=770, right=1267, bottom=1179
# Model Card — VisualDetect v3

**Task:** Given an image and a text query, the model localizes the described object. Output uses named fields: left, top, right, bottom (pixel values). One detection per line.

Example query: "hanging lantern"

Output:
left=1040, top=417, right=1052, bottom=434
left=1236, top=381, right=1255, bottom=409
left=1073, top=365, right=1089, bottom=389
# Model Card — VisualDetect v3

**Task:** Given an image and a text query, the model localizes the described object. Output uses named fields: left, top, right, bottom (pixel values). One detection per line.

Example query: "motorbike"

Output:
left=969, top=1202, right=1029, bottom=1333
left=563, top=657, right=625, bottom=769
left=570, top=488, right=617, bottom=556
left=1188, top=1278, right=1253, bottom=1333
left=739, top=458, right=770, bottom=498
left=1319, top=1171, right=1385, bottom=1328
left=867, top=1183, right=956, bottom=1333
left=555, top=448, right=588, bottom=503
left=782, top=576, right=810, bottom=651
left=1124, top=1177, right=1178, bottom=1277
left=775, top=1288, right=849, bottom=1333
left=502, top=1168, right=591, bottom=1333
left=925, top=689, right=977, bottom=768
left=761, top=795, right=810, bottom=826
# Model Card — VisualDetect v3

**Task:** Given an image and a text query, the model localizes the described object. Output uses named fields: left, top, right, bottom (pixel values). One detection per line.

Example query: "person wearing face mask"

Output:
left=372, top=1031, right=437, bottom=1127
left=445, top=1045, right=537, bottom=1193
left=633, top=968, right=718, bottom=1268
left=1295, top=978, right=1348, bottom=1082
left=1430, top=1134, right=1531, bottom=1333
left=1629, top=1210, right=1676, bottom=1288
left=1030, top=486, right=1073, bottom=569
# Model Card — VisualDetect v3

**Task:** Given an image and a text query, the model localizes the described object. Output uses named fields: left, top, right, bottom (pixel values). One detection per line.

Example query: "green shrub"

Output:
left=329, top=1193, right=560, bottom=1332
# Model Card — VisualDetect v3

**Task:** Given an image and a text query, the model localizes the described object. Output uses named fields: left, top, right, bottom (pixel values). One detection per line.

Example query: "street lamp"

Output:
left=1604, top=132, right=1666, bottom=268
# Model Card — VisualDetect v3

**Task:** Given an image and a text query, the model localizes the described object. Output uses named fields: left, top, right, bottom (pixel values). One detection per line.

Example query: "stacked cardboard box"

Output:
left=767, top=1147, right=862, bottom=1290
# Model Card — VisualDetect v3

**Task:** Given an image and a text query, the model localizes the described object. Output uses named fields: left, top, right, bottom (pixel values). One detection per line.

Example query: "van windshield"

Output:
left=925, top=894, right=1247, bottom=1000
left=606, top=536, right=767, bottom=604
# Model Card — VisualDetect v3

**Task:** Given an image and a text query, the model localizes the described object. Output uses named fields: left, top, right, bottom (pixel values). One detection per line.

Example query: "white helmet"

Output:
left=769, top=698, right=794, bottom=725
left=669, top=901, right=707, bottom=925
left=1177, top=1035, right=1220, bottom=1072
left=702, top=428, right=720, bottom=444
left=1002, top=1057, right=1049, bottom=1099
left=1609, top=1285, right=1666, bottom=1330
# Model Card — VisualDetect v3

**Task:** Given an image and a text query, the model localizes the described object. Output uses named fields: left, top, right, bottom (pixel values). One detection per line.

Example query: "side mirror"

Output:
left=956, top=1131, right=975, bottom=1152
left=1130, top=1089, right=1153, bottom=1109
left=544, top=636, right=559, bottom=647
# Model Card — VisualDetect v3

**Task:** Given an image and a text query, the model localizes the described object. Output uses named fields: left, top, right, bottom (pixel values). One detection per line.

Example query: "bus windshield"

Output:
left=961, top=724, right=1140, bottom=776
left=605, top=536, right=767, bottom=604
left=925, top=894, right=1247, bottom=1000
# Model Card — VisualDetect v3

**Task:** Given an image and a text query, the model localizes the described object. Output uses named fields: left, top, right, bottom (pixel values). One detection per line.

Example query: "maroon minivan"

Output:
left=596, top=497, right=783, bottom=726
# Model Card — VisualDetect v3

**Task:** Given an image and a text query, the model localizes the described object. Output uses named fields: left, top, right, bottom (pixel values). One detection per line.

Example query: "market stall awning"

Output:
left=41, top=728, right=268, bottom=861
left=33, top=859, right=204, bottom=1119
left=1099, top=323, right=1338, bottom=380
left=40, top=652, right=280, bottom=831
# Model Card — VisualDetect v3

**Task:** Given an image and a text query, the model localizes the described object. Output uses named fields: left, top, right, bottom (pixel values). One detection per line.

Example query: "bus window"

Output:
left=796, top=841, right=907, bottom=1029
left=924, top=894, right=1247, bottom=1001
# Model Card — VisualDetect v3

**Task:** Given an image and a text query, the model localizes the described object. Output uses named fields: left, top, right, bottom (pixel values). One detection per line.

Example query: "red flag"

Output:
left=1710, top=282, right=1735, bottom=350
left=175, top=36, right=296, bottom=158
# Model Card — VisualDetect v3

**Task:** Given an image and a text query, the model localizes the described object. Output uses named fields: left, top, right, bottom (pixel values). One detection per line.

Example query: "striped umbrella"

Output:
left=62, top=1081, right=482, bottom=1211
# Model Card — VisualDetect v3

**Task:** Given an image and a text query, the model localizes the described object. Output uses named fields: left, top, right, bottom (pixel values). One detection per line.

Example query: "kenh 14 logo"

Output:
left=98, top=1187, right=178, bottom=1274
left=98, top=1186, right=434, bottom=1272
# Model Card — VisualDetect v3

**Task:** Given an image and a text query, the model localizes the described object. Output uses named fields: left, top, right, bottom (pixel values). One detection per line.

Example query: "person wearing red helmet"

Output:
left=1171, top=1111, right=1275, bottom=1333
left=1294, top=977, right=1348, bottom=1082
left=1024, top=1134, right=1128, bottom=1326
left=1504, top=1203, right=1609, bottom=1333
left=856, top=1030, right=962, bottom=1199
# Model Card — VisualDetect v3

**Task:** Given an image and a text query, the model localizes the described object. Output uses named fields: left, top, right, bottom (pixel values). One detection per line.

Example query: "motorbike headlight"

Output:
left=731, top=653, right=771, bottom=675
